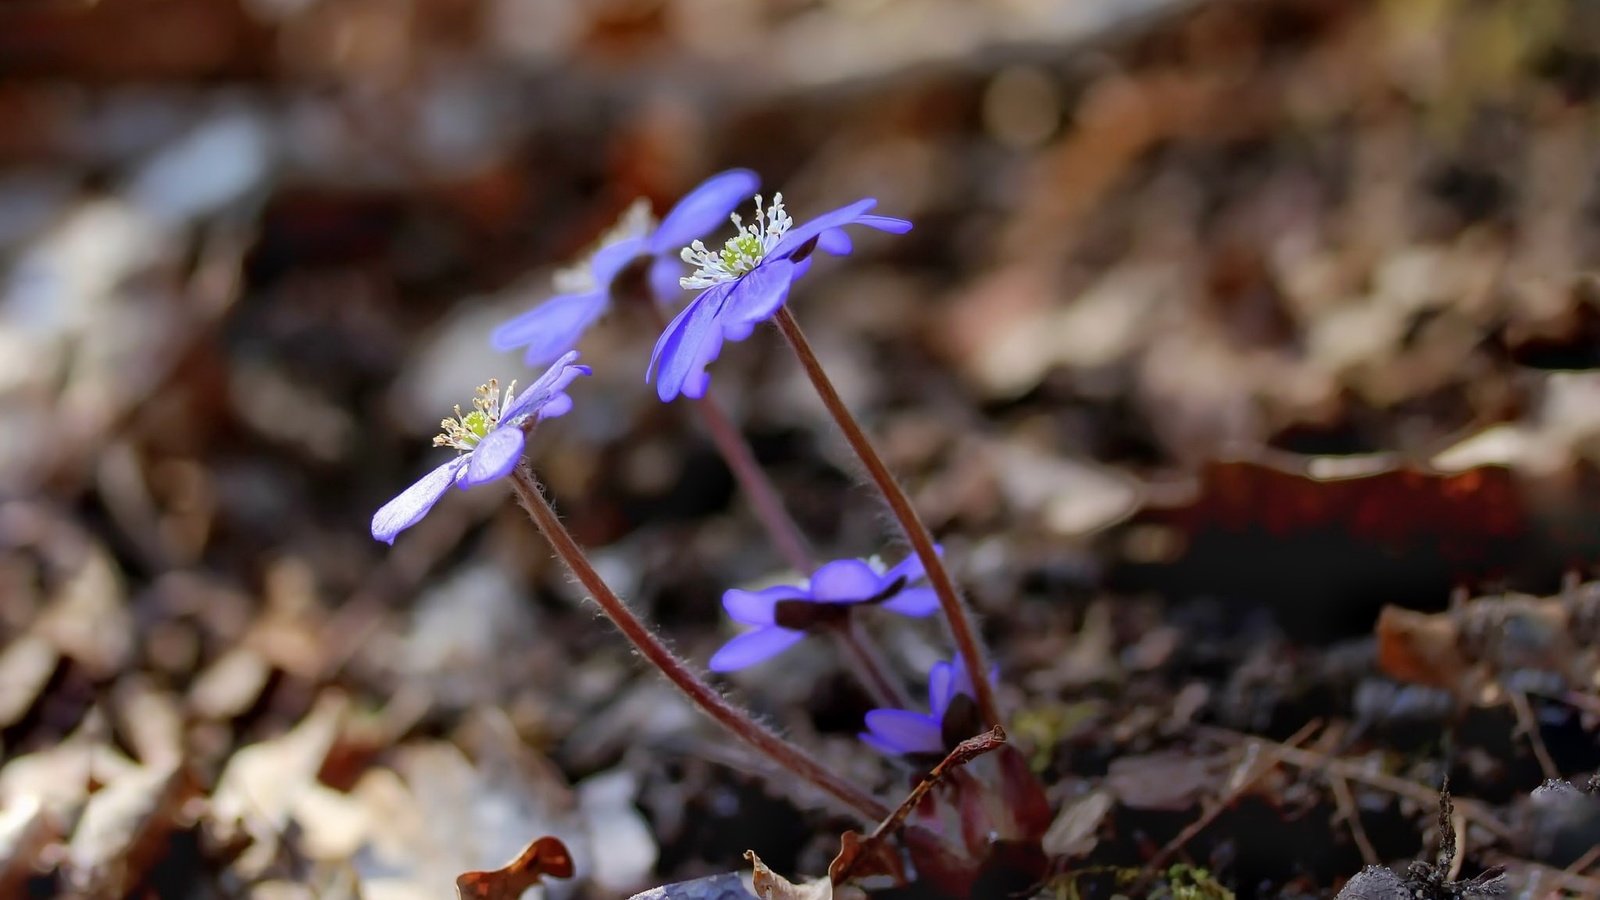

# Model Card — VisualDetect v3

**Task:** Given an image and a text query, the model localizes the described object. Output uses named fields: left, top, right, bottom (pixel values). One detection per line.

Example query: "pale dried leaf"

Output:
left=747, top=851, right=831, bottom=900
left=64, top=761, right=189, bottom=896
left=1041, top=789, right=1113, bottom=858
left=0, top=636, right=58, bottom=728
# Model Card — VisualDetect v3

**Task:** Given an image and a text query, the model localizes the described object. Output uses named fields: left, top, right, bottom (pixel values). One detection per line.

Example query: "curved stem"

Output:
left=690, top=391, right=814, bottom=573
left=638, top=300, right=814, bottom=574
left=772, top=307, right=1002, bottom=729
left=835, top=619, right=913, bottom=710
left=508, top=465, right=888, bottom=822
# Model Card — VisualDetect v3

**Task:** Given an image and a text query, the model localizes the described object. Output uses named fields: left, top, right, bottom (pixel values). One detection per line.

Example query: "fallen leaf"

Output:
left=455, top=835, right=573, bottom=900
left=748, top=851, right=831, bottom=900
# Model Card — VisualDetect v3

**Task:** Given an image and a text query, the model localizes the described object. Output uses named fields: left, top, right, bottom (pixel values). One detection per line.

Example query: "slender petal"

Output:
left=461, top=425, right=525, bottom=487
left=721, top=258, right=795, bottom=334
left=808, top=559, right=884, bottom=603
left=648, top=282, right=732, bottom=402
left=490, top=292, right=606, bottom=364
left=722, top=585, right=804, bottom=626
left=590, top=235, right=650, bottom=285
left=859, top=729, right=910, bottom=757
left=853, top=214, right=913, bottom=234
left=679, top=326, right=724, bottom=400
left=708, top=627, right=805, bottom=672
left=502, top=351, right=589, bottom=421
left=539, top=393, right=573, bottom=420
left=371, top=457, right=468, bottom=544
left=927, top=659, right=956, bottom=718
left=651, top=169, right=760, bottom=253
left=816, top=229, right=852, bottom=256
left=861, top=709, right=944, bottom=756
left=648, top=255, right=685, bottom=304
left=881, top=546, right=936, bottom=586
left=880, top=587, right=939, bottom=618
left=770, top=198, right=876, bottom=259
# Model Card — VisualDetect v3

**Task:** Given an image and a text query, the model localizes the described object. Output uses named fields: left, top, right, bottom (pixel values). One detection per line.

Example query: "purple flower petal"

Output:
left=816, top=228, right=852, bottom=256
left=927, top=659, right=956, bottom=718
left=854, top=214, right=913, bottom=234
left=648, top=282, right=733, bottom=402
left=881, top=547, right=937, bottom=586
left=679, top=326, right=725, bottom=400
left=502, top=351, right=590, bottom=421
left=461, top=424, right=525, bottom=487
left=808, top=559, right=884, bottom=603
left=722, top=585, right=805, bottom=626
left=721, top=258, right=795, bottom=334
left=708, top=626, right=805, bottom=672
left=591, top=235, right=650, bottom=284
left=880, top=587, right=939, bottom=618
left=490, top=292, right=607, bottom=365
left=770, top=198, right=876, bottom=259
left=539, top=392, right=573, bottom=420
left=651, top=169, right=760, bottom=253
left=371, top=457, right=468, bottom=544
left=861, top=709, right=944, bottom=756
left=859, top=729, right=910, bottom=757
left=648, top=255, right=685, bottom=304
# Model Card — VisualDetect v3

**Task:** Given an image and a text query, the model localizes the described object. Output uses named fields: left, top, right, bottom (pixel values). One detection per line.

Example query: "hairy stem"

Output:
left=772, top=307, right=1002, bottom=729
left=508, top=465, right=888, bottom=822
left=639, top=300, right=814, bottom=574
left=835, top=619, right=913, bottom=710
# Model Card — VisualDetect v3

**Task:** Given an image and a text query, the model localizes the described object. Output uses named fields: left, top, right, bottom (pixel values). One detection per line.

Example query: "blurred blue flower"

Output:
left=709, top=552, right=940, bottom=672
left=371, top=352, right=590, bottom=544
left=647, top=193, right=911, bottom=402
left=860, top=653, right=994, bottom=758
left=492, top=169, right=760, bottom=366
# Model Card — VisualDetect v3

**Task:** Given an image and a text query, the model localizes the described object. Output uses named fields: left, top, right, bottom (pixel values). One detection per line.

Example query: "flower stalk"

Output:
left=506, top=463, right=889, bottom=822
left=772, top=306, right=1002, bottom=730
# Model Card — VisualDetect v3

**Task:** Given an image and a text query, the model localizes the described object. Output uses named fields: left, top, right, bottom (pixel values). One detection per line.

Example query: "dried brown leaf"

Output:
left=454, top=835, right=573, bottom=900
left=747, top=851, right=831, bottom=900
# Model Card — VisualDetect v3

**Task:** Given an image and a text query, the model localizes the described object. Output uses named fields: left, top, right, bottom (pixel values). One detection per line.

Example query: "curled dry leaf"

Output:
left=747, top=851, right=832, bottom=900
left=455, top=835, right=574, bottom=900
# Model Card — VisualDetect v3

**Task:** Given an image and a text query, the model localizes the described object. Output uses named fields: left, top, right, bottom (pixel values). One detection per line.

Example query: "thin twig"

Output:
left=1195, top=725, right=1519, bottom=844
left=830, top=726, right=1007, bottom=884
left=773, top=306, right=1001, bottom=730
left=1508, top=689, right=1561, bottom=781
left=1328, top=773, right=1379, bottom=867
left=1132, top=721, right=1320, bottom=893
left=509, top=465, right=888, bottom=822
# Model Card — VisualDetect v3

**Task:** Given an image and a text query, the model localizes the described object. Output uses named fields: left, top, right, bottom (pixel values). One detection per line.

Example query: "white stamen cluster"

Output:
left=553, top=199, right=657, bottom=293
left=434, top=379, right=517, bottom=451
left=680, top=194, right=792, bottom=289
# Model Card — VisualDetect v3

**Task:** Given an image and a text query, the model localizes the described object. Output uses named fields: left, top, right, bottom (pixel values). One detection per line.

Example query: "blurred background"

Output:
left=5, top=0, right=1600, bottom=896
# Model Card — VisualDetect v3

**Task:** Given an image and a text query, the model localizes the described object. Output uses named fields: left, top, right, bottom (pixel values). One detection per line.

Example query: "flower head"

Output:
left=647, top=194, right=912, bottom=402
left=371, top=352, right=590, bottom=544
left=859, top=653, right=995, bottom=759
left=709, top=551, right=939, bottom=672
left=491, top=169, right=761, bottom=366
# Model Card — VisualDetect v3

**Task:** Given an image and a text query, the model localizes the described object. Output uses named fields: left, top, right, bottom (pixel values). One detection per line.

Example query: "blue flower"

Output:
left=860, top=653, right=994, bottom=758
left=491, top=169, right=761, bottom=366
left=647, top=193, right=911, bottom=402
left=371, top=352, right=590, bottom=544
left=709, top=552, right=940, bottom=672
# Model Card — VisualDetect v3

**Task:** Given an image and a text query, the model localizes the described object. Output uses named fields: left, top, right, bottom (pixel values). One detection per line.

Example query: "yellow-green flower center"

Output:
left=681, top=194, right=792, bottom=289
left=434, top=379, right=516, bottom=452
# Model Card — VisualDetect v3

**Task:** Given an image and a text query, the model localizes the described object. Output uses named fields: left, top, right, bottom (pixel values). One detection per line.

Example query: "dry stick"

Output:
left=831, top=725, right=1008, bottom=885
left=508, top=465, right=889, bottom=823
left=1196, top=725, right=1519, bottom=844
left=637, top=301, right=906, bottom=708
left=1131, top=720, right=1322, bottom=895
left=1328, top=773, right=1380, bottom=867
left=1508, top=689, right=1560, bottom=781
left=773, top=307, right=1002, bottom=729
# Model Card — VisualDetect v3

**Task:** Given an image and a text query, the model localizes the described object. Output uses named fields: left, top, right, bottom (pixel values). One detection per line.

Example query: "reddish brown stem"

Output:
left=836, top=619, right=913, bottom=709
left=773, top=307, right=1002, bottom=729
left=508, top=465, right=888, bottom=822
left=638, top=300, right=814, bottom=574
